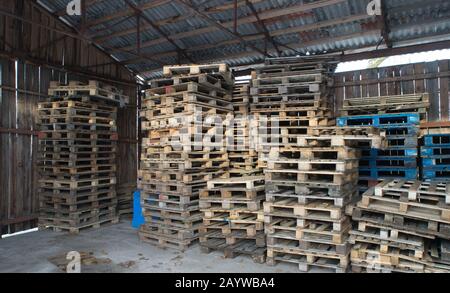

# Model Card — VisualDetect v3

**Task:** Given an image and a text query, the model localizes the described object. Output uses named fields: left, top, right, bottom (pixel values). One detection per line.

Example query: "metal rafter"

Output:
left=244, top=0, right=281, bottom=56
left=174, top=0, right=269, bottom=58
left=7, top=1, right=165, bottom=69
left=380, top=0, right=393, bottom=48
left=123, top=0, right=195, bottom=64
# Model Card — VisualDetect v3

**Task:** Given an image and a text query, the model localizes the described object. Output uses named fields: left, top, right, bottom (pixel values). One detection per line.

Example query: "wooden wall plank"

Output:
left=414, top=63, right=425, bottom=93
left=402, top=64, right=415, bottom=95
left=439, top=60, right=449, bottom=121
left=426, top=61, right=440, bottom=121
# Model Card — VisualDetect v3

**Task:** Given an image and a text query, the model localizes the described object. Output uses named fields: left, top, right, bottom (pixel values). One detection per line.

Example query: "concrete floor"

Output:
left=0, top=220, right=325, bottom=273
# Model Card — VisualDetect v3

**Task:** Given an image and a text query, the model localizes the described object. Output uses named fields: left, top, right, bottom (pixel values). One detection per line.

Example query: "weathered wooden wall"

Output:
left=333, top=60, right=450, bottom=121
left=0, top=0, right=138, bottom=236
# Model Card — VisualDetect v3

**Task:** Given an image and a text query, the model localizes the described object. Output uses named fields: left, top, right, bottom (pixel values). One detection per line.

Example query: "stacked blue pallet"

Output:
left=421, top=133, right=450, bottom=181
left=337, top=113, right=420, bottom=181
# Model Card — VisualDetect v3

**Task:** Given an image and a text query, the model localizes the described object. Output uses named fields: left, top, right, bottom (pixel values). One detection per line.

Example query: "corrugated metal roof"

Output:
left=36, top=0, right=450, bottom=80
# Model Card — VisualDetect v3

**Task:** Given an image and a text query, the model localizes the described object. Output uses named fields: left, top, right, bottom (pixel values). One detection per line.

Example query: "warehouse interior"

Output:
left=1, top=0, right=450, bottom=274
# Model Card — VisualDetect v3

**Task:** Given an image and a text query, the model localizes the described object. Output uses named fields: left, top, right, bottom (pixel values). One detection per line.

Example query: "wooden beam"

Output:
left=339, top=39, right=450, bottom=63
left=0, top=128, right=39, bottom=136
left=0, top=215, right=38, bottom=226
left=334, top=71, right=450, bottom=87
left=0, top=49, right=136, bottom=87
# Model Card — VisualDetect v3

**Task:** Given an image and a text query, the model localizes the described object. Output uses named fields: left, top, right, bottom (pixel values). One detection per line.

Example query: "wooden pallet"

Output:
left=139, top=227, right=198, bottom=251
left=39, top=213, right=118, bottom=234
left=267, top=159, right=358, bottom=173
left=267, top=147, right=360, bottom=161
left=266, top=247, right=349, bottom=273
left=265, top=169, right=359, bottom=186
left=374, top=179, right=450, bottom=204
left=206, top=176, right=265, bottom=190
left=350, top=243, right=428, bottom=273
left=360, top=188, right=450, bottom=224
left=200, top=221, right=264, bottom=237
left=143, top=91, right=233, bottom=109
left=200, top=186, right=265, bottom=201
left=349, top=232, right=424, bottom=259
left=149, top=73, right=232, bottom=91
left=163, top=64, right=231, bottom=78
left=264, top=199, right=344, bottom=220
left=265, top=181, right=357, bottom=198
left=199, top=198, right=263, bottom=211
left=48, top=80, right=129, bottom=105
left=352, top=206, right=450, bottom=239
left=140, top=222, right=199, bottom=241
left=199, top=230, right=266, bottom=246
left=200, top=238, right=266, bottom=264
left=341, top=93, right=430, bottom=116
left=267, top=235, right=350, bottom=256
left=266, top=189, right=357, bottom=208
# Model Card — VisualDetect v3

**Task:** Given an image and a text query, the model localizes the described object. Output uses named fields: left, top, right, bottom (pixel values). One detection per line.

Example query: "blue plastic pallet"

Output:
left=422, top=157, right=450, bottom=167
left=385, top=136, right=418, bottom=148
left=423, top=134, right=450, bottom=147
left=420, top=146, right=450, bottom=157
left=384, top=126, right=419, bottom=136
left=359, top=167, right=418, bottom=180
left=360, top=157, right=417, bottom=169
left=361, top=148, right=418, bottom=158
left=423, top=166, right=450, bottom=181
left=337, top=113, right=420, bottom=128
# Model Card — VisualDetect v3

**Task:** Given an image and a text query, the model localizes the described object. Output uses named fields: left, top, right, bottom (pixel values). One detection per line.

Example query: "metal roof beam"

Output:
left=137, top=29, right=382, bottom=77
left=120, top=13, right=373, bottom=65
left=245, top=0, right=281, bottom=56
left=1, top=3, right=165, bottom=68
left=83, top=0, right=170, bottom=28
left=91, top=0, right=266, bottom=42
left=379, top=0, right=392, bottom=48
left=122, top=0, right=194, bottom=63
left=107, top=0, right=347, bottom=53
left=174, top=0, right=268, bottom=58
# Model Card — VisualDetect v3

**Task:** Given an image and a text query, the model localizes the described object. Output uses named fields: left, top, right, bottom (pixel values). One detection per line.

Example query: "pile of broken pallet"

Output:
left=226, top=83, right=260, bottom=177
left=350, top=179, right=450, bottom=273
left=138, top=64, right=234, bottom=250
left=37, top=80, right=124, bottom=233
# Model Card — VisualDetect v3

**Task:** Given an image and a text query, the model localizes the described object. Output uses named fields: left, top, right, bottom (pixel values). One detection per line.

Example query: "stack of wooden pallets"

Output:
left=226, top=83, right=261, bottom=177
left=339, top=94, right=429, bottom=192
left=420, top=123, right=450, bottom=182
left=264, top=126, right=384, bottom=272
left=250, top=56, right=337, bottom=168
left=37, top=81, right=124, bottom=233
left=350, top=179, right=450, bottom=273
left=138, top=64, right=234, bottom=251
left=199, top=176, right=267, bottom=263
